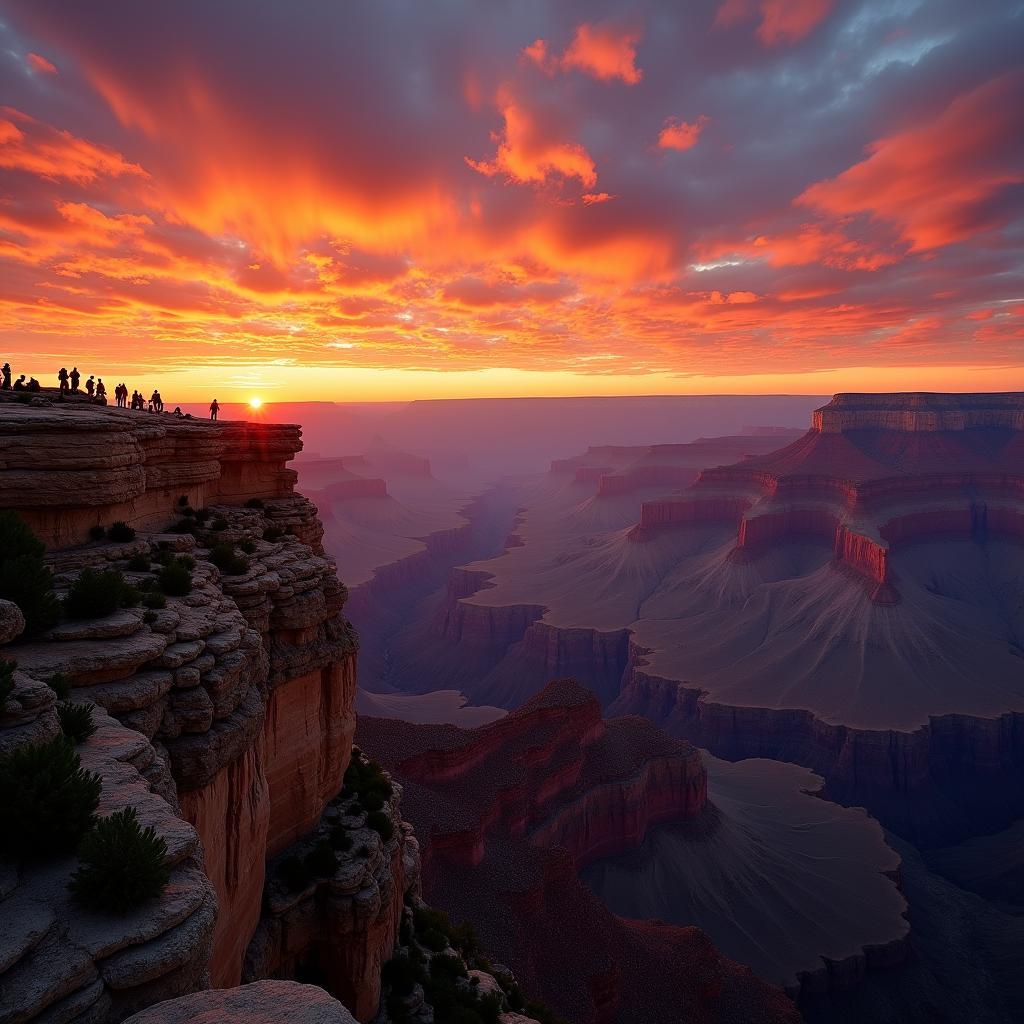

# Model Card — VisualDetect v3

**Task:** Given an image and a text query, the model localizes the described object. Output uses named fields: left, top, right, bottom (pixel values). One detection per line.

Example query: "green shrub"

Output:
left=63, top=568, right=135, bottom=619
left=279, top=854, right=310, bottom=892
left=345, top=755, right=394, bottom=804
left=177, top=495, right=189, bottom=507
left=366, top=810, right=394, bottom=842
left=357, top=843, right=370, bottom=857
left=0, top=511, right=61, bottom=636
left=419, top=927, right=448, bottom=952
left=305, top=839, right=338, bottom=877
left=194, top=508, right=211, bottom=524
left=178, top=554, right=196, bottom=570
left=245, top=497, right=265, bottom=509
left=88, top=525, right=106, bottom=541
left=208, top=543, right=249, bottom=576
left=181, top=506, right=196, bottom=518
left=263, top=526, right=285, bottom=542
left=47, top=671, right=71, bottom=699
left=383, top=954, right=423, bottom=996
left=240, top=539, right=257, bottom=555
left=58, top=701, right=96, bottom=743
left=211, top=517, right=229, bottom=532
left=142, top=591, right=166, bottom=610
left=108, top=522, right=136, bottom=542
left=363, top=791, right=385, bottom=813
left=127, top=552, right=151, bottom=572
left=168, top=519, right=198, bottom=535
left=69, top=806, right=169, bottom=912
left=142, top=610, right=158, bottom=624
left=329, top=823, right=353, bottom=852
left=158, top=560, right=192, bottom=597
left=0, top=736, right=101, bottom=861
left=430, top=953, right=467, bottom=982
left=0, top=660, right=15, bottom=704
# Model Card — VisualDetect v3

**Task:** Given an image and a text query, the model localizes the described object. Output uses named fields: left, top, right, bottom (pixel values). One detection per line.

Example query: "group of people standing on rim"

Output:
left=52, top=366, right=221, bottom=420
left=2, top=363, right=223, bottom=421
left=57, top=366, right=155, bottom=410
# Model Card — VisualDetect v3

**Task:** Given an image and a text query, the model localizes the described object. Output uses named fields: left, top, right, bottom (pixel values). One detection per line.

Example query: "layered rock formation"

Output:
left=409, top=399, right=1024, bottom=839
left=0, top=399, right=411, bottom=1024
left=0, top=400, right=300, bottom=548
left=633, top=392, right=1024, bottom=603
left=357, top=680, right=803, bottom=1024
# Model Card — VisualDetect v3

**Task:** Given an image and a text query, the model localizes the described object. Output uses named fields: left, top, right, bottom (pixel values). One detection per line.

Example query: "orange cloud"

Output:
left=715, top=0, right=832, bottom=45
left=581, top=192, right=616, bottom=205
left=466, top=94, right=597, bottom=189
left=523, top=22, right=643, bottom=84
left=0, top=108, right=147, bottom=185
left=799, top=72, right=1024, bottom=251
left=27, top=53, right=58, bottom=75
left=658, top=115, right=709, bottom=151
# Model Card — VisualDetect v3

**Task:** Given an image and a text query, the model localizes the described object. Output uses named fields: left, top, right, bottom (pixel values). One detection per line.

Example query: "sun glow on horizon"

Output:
left=249, top=397, right=263, bottom=410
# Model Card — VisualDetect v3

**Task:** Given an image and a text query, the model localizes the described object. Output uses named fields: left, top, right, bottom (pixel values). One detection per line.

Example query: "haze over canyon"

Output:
left=2, top=2, right=1023, bottom=1023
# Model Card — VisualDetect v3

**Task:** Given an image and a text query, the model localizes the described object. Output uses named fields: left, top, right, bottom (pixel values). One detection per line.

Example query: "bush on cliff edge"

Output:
left=0, top=736, right=101, bottom=861
left=0, top=511, right=60, bottom=636
left=70, top=806, right=169, bottom=912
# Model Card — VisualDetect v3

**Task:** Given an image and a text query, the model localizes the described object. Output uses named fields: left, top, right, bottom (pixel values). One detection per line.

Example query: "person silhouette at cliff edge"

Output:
left=210, top=398, right=220, bottom=421
left=58, top=367, right=69, bottom=393
left=1, top=363, right=11, bottom=390
left=70, top=367, right=80, bottom=392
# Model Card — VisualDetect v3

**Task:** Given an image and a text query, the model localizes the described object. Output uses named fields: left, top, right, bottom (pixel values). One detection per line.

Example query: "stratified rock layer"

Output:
left=357, top=680, right=800, bottom=1024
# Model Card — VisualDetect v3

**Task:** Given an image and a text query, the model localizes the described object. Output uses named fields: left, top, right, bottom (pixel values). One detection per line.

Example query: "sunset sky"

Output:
left=0, top=0, right=1021, bottom=402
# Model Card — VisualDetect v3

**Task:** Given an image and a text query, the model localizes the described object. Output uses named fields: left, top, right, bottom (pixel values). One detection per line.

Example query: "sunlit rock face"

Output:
left=0, top=401, right=301, bottom=549
left=357, top=680, right=803, bottom=1024
left=408, top=396, right=1024, bottom=840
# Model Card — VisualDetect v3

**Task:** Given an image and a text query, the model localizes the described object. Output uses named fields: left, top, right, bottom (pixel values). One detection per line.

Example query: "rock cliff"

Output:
left=0, top=399, right=411, bottom=1024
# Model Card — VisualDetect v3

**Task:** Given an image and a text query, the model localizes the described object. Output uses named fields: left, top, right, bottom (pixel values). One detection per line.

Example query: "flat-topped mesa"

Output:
left=632, top=391, right=1024, bottom=602
left=358, top=678, right=706, bottom=873
left=0, top=400, right=303, bottom=548
left=813, top=391, right=1024, bottom=433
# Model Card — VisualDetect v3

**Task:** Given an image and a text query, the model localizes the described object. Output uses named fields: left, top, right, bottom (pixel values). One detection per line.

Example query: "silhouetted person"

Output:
left=13, top=375, right=26, bottom=390
left=58, top=367, right=69, bottom=392
left=27, top=377, right=40, bottom=392
left=70, top=367, right=80, bottom=392
left=85, top=375, right=95, bottom=398
left=209, top=399, right=219, bottom=421
left=153, top=390, right=164, bottom=412
left=1, top=363, right=10, bottom=389
left=118, top=383, right=128, bottom=408
left=173, top=406, right=184, bottom=417
left=132, top=389, right=142, bottom=410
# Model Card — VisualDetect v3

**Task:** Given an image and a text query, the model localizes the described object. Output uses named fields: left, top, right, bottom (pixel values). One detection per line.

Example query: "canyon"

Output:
left=357, top=679, right=908, bottom=1017
left=1, top=394, right=828, bottom=1024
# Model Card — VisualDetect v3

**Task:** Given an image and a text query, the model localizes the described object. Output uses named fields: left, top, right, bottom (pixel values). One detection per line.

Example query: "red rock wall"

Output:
left=179, top=739, right=271, bottom=988
left=530, top=757, right=706, bottom=866
left=263, top=657, right=357, bottom=855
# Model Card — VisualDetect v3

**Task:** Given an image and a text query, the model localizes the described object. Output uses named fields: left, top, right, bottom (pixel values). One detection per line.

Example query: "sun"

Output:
left=248, top=397, right=263, bottom=410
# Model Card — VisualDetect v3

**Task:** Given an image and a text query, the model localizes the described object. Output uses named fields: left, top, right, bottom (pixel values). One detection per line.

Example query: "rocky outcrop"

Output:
left=356, top=681, right=797, bottom=1024
left=0, top=703, right=216, bottom=1024
left=124, top=980, right=358, bottom=1024
left=243, top=772, right=417, bottom=1021
left=0, top=400, right=302, bottom=548
left=0, top=400, right=405, bottom=1024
